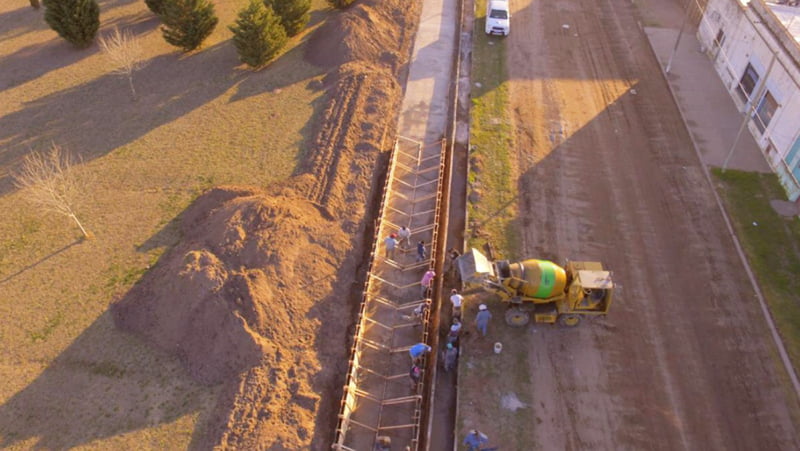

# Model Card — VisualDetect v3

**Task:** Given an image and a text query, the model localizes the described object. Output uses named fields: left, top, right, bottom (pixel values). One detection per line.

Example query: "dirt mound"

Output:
left=112, top=186, right=349, bottom=385
left=299, top=61, right=401, bottom=220
left=305, top=0, right=422, bottom=70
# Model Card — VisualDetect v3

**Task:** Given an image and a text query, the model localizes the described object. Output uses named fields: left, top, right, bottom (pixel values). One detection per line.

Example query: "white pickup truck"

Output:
left=485, top=0, right=510, bottom=36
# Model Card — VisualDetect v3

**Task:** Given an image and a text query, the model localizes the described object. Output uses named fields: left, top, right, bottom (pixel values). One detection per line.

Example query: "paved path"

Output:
left=644, top=26, right=772, bottom=173
left=397, top=0, right=457, bottom=142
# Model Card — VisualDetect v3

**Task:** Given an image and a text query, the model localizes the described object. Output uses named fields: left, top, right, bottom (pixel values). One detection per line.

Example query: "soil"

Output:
left=110, top=0, right=420, bottom=449
left=462, top=0, right=800, bottom=448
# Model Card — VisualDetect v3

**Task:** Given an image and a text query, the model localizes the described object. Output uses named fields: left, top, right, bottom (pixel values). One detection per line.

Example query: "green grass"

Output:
left=457, top=3, right=534, bottom=448
left=468, top=5, right=520, bottom=258
left=28, top=312, right=64, bottom=343
left=713, top=168, right=800, bottom=368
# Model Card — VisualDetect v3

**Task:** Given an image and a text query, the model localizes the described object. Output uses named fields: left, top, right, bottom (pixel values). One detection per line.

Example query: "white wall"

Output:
left=699, top=0, right=800, bottom=200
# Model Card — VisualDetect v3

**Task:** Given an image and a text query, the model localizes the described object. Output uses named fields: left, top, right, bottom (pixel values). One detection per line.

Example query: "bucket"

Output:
left=493, top=342, right=503, bottom=354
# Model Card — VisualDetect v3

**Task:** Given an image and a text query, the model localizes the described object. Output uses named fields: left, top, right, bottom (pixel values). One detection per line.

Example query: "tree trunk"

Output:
left=127, top=74, right=137, bottom=100
left=70, top=213, right=91, bottom=238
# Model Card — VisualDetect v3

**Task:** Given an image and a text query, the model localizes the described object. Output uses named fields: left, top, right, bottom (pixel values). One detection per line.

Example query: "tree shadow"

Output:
left=0, top=36, right=101, bottom=94
left=0, top=0, right=147, bottom=44
left=0, top=238, right=81, bottom=285
left=0, top=311, right=217, bottom=449
left=0, top=36, right=304, bottom=196
left=0, top=3, right=49, bottom=41
left=227, top=42, right=327, bottom=104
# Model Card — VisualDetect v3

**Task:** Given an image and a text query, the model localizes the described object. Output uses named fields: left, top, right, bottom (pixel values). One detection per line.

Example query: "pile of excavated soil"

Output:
left=113, top=185, right=351, bottom=449
left=111, top=0, right=421, bottom=447
left=306, top=0, right=422, bottom=71
left=112, top=186, right=348, bottom=386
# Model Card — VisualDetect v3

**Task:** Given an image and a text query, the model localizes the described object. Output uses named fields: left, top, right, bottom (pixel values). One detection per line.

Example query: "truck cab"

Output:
left=485, top=0, right=510, bottom=36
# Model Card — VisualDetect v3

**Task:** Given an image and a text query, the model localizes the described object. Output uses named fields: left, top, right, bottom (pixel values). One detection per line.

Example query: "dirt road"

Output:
left=506, top=0, right=800, bottom=448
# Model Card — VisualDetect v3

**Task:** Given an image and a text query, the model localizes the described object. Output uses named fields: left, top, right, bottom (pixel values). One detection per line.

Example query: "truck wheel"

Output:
left=558, top=314, right=581, bottom=327
left=505, top=308, right=530, bottom=327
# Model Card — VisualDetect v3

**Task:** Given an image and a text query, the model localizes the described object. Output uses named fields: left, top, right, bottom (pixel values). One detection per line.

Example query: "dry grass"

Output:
left=0, top=0, right=331, bottom=448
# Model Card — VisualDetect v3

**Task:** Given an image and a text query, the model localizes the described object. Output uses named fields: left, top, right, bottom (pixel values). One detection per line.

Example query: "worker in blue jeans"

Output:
left=463, top=429, right=489, bottom=450
left=475, top=304, right=492, bottom=336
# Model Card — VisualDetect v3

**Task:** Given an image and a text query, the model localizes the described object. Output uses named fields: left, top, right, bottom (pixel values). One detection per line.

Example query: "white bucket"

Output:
left=494, top=342, right=503, bottom=354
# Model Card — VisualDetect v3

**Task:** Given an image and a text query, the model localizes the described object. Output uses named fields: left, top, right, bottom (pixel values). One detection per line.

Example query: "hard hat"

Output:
left=451, top=288, right=457, bottom=293
left=479, top=304, right=487, bottom=311
left=446, top=343, right=453, bottom=349
left=390, top=233, right=397, bottom=238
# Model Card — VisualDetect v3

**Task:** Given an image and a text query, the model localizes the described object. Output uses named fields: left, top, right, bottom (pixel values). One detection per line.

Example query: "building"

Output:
left=697, top=0, right=800, bottom=200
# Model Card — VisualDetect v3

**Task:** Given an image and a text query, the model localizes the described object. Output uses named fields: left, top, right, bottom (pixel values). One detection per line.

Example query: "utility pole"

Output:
left=665, top=0, right=692, bottom=74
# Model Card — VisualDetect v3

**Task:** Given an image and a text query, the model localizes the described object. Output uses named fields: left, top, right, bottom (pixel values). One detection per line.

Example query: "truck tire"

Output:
left=505, top=308, right=530, bottom=327
left=558, top=314, right=581, bottom=327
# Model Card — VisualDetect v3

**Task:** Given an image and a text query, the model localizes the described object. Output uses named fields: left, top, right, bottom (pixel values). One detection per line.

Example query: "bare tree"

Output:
left=98, top=27, right=144, bottom=99
left=13, top=144, right=91, bottom=238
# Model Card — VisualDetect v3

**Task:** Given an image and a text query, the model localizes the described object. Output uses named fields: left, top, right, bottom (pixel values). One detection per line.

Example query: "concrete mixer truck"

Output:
left=456, top=248, right=613, bottom=327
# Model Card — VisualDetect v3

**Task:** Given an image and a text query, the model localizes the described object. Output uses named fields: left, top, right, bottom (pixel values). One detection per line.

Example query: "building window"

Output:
left=785, top=135, right=800, bottom=181
left=737, top=63, right=759, bottom=103
left=711, top=28, right=725, bottom=58
left=752, top=91, right=778, bottom=134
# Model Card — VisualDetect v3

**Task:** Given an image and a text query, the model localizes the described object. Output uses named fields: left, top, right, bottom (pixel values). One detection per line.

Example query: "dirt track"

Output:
left=506, top=0, right=800, bottom=448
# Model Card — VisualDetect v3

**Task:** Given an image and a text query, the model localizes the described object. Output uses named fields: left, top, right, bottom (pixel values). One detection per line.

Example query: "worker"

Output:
left=442, top=342, right=458, bottom=372
left=397, top=225, right=412, bottom=249
left=448, top=247, right=461, bottom=277
left=463, top=429, right=489, bottom=451
left=420, top=269, right=435, bottom=298
left=374, top=435, right=392, bottom=451
left=384, top=233, right=398, bottom=260
left=416, top=240, right=427, bottom=262
left=411, top=301, right=429, bottom=325
left=409, top=342, right=431, bottom=364
left=475, top=304, right=492, bottom=337
left=447, top=318, right=462, bottom=345
left=409, top=364, right=422, bottom=389
left=450, top=288, right=463, bottom=319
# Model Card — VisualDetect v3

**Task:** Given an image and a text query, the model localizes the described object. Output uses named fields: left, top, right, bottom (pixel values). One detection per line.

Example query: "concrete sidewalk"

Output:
left=644, top=26, right=772, bottom=173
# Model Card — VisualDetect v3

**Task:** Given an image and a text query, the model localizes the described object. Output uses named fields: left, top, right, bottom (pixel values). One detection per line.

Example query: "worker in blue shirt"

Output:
left=463, top=429, right=489, bottom=450
left=409, top=342, right=431, bottom=364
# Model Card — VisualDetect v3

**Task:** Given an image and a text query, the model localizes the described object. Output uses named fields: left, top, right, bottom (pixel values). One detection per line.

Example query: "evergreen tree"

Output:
left=160, top=0, right=218, bottom=52
left=264, top=0, right=310, bottom=37
left=327, top=0, right=355, bottom=9
left=144, top=0, right=167, bottom=15
left=43, top=0, right=100, bottom=48
left=229, top=0, right=287, bottom=68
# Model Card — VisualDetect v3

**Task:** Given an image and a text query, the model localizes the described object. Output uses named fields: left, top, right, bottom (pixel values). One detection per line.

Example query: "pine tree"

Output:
left=264, top=0, right=310, bottom=37
left=144, top=0, right=167, bottom=15
left=160, top=0, right=219, bottom=52
left=229, top=0, right=287, bottom=68
left=327, top=0, right=355, bottom=9
left=43, top=0, right=100, bottom=48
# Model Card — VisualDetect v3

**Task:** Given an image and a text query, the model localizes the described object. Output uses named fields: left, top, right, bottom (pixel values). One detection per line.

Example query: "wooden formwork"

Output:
left=333, top=138, right=448, bottom=450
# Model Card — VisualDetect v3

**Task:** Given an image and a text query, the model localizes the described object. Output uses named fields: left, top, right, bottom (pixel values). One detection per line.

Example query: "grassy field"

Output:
left=466, top=1, right=520, bottom=260
left=0, top=0, right=331, bottom=448
left=456, top=2, right=534, bottom=448
left=712, top=169, right=800, bottom=371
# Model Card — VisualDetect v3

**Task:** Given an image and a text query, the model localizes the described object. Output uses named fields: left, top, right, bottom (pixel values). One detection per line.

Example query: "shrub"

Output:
left=327, top=0, right=356, bottom=9
left=43, top=0, right=100, bottom=48
left=160, top=0, right=219, bottom=52
left=230, top=0, right=288, bottom=68
left=264, top=0, right=310, bottom=37
left=144, top=0, right=167, bottom=15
